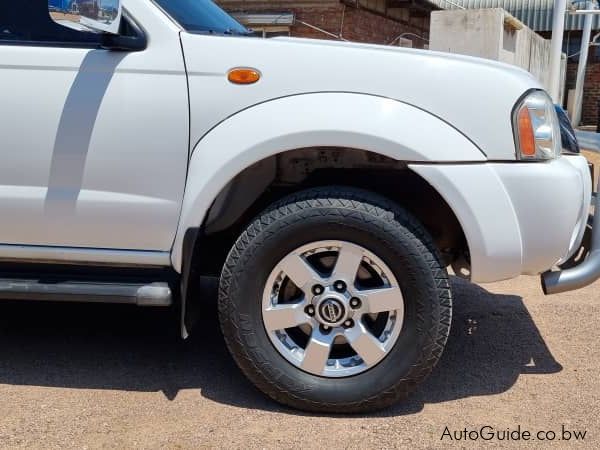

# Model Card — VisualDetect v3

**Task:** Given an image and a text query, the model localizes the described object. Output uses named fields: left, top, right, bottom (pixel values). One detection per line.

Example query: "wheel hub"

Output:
left=315, top=294, right=348, bottom=326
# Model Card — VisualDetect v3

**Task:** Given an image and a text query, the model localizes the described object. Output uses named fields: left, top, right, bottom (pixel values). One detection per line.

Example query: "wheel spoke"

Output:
left=332, top=244, right=364, bottom=284
left=263, top=303, right=309, bottom=331
left=361, top=286, right=403, bottom=313
left=345, top=323, right=386, bottom=366
left=301, top=331, right=335, bottom=374
left=278, top=253, right=322, bottom=290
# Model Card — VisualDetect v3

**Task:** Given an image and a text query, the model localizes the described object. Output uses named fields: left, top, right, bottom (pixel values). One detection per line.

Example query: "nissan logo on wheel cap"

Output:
left=318, top=298, right=345, bottom=324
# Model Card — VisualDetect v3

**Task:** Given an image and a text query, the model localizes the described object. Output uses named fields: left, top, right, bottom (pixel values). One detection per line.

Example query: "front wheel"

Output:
left=218, top=187, right=452, bottom=413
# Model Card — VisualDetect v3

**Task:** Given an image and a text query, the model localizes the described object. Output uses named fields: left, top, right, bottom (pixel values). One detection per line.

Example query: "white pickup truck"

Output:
left=0, top=0, right=596, bottom=413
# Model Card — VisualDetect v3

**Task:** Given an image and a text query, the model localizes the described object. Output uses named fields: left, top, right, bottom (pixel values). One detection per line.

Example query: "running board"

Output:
left=0, top=278, right=172, bottom=306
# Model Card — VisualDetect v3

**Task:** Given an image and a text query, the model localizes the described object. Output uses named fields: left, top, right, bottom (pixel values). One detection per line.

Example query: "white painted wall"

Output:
left=430, top=8, right=566, bottom=102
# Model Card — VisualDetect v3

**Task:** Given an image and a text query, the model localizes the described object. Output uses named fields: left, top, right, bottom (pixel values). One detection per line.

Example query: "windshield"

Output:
left=154, top=0, right=249, bottom=35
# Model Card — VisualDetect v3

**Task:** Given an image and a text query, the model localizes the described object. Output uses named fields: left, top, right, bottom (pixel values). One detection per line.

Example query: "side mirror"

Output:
left=48, top=0, right=122, bottom=35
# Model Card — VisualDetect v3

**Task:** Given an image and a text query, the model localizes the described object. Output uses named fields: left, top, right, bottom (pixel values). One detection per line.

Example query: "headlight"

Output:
left=513, top=90, right=561, bottom=160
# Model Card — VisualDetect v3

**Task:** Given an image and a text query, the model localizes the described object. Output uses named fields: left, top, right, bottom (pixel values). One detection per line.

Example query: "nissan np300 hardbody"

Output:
left=0, top=0, right=596, bottom=412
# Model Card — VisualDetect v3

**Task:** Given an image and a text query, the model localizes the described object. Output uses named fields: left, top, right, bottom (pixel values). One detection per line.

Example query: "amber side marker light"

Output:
left=517, top=106, right=536, bottom=157
left=228, top=68, right=261, bottom=85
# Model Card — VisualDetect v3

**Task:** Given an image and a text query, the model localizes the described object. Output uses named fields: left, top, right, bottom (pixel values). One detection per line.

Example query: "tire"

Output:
left=218, top=186, right=452, bottom=413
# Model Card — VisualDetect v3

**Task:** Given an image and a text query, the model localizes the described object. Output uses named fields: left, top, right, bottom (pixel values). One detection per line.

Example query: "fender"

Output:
left=171, top=92, right=486, bottom=271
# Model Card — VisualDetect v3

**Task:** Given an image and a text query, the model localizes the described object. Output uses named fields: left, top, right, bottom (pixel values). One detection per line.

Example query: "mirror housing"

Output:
left=48, top=0, right=122, bottom=35
left=101, top=30, right=146, bottom=52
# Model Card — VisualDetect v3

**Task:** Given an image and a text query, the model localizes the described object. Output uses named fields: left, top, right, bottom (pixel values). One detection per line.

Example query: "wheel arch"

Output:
left=172, top=92, right=484, bottom=272
left=175, top=93, right=481, bottom=337
left=178, top=148, right=471, bottom=338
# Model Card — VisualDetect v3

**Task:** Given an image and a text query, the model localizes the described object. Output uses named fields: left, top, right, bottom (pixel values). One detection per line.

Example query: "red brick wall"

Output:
left=566, top=60, right=600, bottom=126
left=216, top=1, right=429, bottom=48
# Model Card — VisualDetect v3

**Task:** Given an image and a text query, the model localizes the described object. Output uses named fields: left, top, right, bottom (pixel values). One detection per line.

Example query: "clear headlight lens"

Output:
left=513, top=91, right=561, bottom=160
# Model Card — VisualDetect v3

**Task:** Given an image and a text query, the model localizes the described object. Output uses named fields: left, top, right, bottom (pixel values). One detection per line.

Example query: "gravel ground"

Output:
left=0, top=274, right=597, bottom=449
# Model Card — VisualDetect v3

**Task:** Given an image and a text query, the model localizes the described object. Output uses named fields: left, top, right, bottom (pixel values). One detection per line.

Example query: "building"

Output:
left=215, top=1, right=440, bottom=48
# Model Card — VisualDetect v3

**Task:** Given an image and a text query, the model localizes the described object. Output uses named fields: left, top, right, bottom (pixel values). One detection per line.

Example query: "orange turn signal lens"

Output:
left=517, top=106, right=536, bottom=157
left=228, top=68, right=261, bottom=85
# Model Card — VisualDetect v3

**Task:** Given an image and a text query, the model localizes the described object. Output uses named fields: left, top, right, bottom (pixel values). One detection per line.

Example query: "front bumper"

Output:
left=410, top=155, right=591, bottom=283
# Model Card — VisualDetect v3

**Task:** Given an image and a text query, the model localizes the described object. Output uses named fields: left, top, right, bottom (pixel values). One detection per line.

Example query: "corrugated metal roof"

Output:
left=427, top=0, right=600, bottom=31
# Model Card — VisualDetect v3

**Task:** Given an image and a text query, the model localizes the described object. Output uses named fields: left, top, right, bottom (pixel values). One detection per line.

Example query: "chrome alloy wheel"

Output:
left=262, top=240, right=404, bottom=378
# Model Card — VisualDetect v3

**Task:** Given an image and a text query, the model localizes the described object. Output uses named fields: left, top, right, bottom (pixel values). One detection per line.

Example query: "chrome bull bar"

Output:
left=542, top=130, right=600, bottom=294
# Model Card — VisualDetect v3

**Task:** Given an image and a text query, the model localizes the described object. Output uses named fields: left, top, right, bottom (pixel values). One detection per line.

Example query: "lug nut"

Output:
left=334, top=280, right=346, bottom=292
left=320, top=325, right=331, bottom=334
left=350, top=298, right=362, bottom=309
left=312, top=285, right=324, bottom=295
left=343, top=319, right=354, bottom=329
left=305, top=305, right=315, bottom=316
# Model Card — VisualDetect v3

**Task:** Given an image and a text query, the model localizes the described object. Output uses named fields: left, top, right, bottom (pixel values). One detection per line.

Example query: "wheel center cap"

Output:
left=318, top=298, right=346, bottom=324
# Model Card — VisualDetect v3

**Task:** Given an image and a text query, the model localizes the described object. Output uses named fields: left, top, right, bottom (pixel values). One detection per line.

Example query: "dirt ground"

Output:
left=0, top=274, right=597, bottom=449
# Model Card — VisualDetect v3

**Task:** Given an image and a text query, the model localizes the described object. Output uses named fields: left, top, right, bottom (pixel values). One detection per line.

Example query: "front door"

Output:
left=0, top=2, right=189, bottom=254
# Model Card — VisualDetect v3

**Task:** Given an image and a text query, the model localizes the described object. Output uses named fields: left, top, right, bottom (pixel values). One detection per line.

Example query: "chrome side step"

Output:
left=0, top=278, right=172, bottom=306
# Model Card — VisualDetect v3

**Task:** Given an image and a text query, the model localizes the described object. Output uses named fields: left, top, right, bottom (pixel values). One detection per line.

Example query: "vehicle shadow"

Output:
left=45, top=50, right=125, bottom=215
left=0, top=276, right=561, bottom=417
